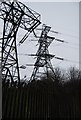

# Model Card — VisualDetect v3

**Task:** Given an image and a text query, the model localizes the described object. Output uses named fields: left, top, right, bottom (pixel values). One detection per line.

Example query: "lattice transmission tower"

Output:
left=30, top=24, right=55, bottom=81
left=0, top=1, right=41, bottom=84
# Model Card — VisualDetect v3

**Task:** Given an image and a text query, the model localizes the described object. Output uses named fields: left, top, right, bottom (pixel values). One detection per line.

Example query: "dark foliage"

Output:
left=2, top=67, right=81, bottom=120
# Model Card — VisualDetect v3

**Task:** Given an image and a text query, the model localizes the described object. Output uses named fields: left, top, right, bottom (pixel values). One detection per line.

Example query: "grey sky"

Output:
left=18, top=2, right=79, bottom=79
left=19, top=0, right=80, bottom=2
left=0, top=2, right=79, bottom=80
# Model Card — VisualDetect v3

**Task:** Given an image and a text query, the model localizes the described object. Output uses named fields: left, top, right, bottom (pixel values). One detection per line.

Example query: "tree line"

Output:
left=2, top=67, right=81, bottom=119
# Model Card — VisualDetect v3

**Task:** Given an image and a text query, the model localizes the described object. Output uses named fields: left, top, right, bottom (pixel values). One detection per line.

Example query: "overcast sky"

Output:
left=0, top=2, right=79, bottom=80
left=18, top=0, right=80, bottom=2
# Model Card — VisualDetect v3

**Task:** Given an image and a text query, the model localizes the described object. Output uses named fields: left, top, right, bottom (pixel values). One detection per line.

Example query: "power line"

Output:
left=27, top=34, right=80, bottom=48
left=52, top=61, right=63, bottom=66
left=18, top=53, right=79, bottom=65
left=64, top=59, right=80, bottom=64
left=35, top=25, right=80, bottom=48
left=51, top=43, right=79, bottom=50
left=36, top=26, right=79, bottom=39
left=63, top=44, right=79, bottom=50
left=10, top=27, right=80, bottom=48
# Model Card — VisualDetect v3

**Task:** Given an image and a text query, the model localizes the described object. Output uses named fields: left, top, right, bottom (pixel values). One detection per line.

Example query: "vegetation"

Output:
left=2, top=67, right=81, bottom=119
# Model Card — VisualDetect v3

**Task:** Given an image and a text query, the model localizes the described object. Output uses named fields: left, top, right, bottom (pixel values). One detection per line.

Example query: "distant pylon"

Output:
left=30, top=24, right=55, bottom=81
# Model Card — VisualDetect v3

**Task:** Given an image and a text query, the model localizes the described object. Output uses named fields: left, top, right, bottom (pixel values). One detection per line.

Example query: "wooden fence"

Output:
left=2, top=80, right=81, bottom=119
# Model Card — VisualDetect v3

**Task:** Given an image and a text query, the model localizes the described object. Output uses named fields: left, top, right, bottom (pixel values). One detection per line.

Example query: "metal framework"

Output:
left=30, top=24, right=55, bottom=81
left=0, top=1, right=41, bottom=83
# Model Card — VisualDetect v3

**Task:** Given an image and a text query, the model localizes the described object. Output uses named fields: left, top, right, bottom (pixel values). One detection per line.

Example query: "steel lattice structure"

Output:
left=0, top=1, right=41, bottom=83
left=30, top=24, right=55, bottom=81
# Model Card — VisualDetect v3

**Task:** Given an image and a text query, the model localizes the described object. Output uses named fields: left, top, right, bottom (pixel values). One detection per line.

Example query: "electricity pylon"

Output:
left=30, top=24, right=55, bottom=81
left=0, top=1, right=41, bottom=83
